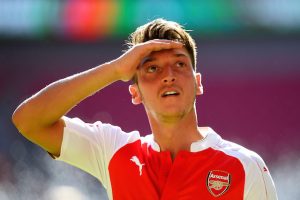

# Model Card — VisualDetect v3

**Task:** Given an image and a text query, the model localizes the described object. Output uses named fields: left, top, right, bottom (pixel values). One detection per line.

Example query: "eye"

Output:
left=147, top=65, right=159, bottom=73
left=176, top=61, right=186, bottom=68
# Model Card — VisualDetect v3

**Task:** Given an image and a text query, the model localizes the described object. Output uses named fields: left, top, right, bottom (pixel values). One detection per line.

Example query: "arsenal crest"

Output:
left=206, top=170, right=231, bottom=197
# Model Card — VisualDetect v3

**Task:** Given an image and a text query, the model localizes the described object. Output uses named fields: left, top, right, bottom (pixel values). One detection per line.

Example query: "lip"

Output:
left=160, top=87, right=181, bottom=98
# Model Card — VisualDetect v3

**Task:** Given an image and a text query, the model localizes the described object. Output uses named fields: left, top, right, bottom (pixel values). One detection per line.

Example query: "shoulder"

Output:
left=205, top=129, right=278, bottom=199
left=214, top=137, right=268, bottom=176
left=62, top=116, right=141, bottom=147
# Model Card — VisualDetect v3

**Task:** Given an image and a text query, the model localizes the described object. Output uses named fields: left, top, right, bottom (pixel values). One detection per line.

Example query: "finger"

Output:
left=148, top=39, right=183, bottom=46
left=145, top=40, right=184, bottom=52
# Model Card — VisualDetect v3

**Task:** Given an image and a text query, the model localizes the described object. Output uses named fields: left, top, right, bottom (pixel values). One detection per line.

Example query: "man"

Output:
left=12, top=18, right=277, bottom=199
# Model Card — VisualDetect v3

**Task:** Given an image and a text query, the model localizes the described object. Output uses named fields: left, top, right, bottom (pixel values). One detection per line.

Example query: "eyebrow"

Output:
left=140, top=53, right=188, bottom=66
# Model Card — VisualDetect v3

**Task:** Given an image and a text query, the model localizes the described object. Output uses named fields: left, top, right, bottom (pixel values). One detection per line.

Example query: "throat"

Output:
left=152, top=126, right=202, bottom=159
left=147, top=107, right=202, bottom=158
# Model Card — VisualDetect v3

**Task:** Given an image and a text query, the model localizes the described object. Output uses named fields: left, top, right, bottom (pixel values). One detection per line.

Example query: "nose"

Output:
left=162, top=67, right=176, bottom=84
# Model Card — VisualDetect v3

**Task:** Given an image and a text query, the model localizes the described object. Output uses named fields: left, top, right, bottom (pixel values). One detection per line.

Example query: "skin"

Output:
left=129, top=48, right=204, bottom=158
left=12, top=39, right=204, bottom=159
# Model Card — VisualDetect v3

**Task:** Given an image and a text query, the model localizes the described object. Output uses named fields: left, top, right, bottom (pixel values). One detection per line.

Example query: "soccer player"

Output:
left=12, top=18, right=277, bottom=199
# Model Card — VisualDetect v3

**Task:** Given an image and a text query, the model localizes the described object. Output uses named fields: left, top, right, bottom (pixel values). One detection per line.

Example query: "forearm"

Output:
left=12, top=61, right=120, bottom=133
left=12, top=39, right=183, bottom=134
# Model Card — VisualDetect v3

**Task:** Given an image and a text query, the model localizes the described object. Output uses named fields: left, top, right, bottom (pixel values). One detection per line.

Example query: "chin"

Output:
left=157, top=109, right=186, bottom=120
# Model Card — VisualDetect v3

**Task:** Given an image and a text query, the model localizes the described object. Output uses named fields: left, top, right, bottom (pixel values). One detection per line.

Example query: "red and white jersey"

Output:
left=56, top=117, right=278, bottom=200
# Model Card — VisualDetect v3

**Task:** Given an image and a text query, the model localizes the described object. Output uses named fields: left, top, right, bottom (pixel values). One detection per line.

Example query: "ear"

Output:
left=129, top=84, right=142, bottom=105
left=195, top=73, right=204, bottom=95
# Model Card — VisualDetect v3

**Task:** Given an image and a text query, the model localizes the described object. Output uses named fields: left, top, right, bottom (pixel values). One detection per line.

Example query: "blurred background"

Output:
left=1, top=0, right=300, bottom=199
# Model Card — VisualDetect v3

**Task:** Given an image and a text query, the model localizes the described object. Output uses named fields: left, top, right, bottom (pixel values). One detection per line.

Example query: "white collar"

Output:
left=143, top=127, right=221, bottom=152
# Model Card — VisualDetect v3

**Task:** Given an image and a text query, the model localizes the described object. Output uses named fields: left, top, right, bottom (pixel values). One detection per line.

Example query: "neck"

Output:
left=148, top=108, right=204, bottom=159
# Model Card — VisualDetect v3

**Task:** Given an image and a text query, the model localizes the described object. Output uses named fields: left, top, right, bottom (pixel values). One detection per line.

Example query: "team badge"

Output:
left=206, top=170, right=231, bottom=197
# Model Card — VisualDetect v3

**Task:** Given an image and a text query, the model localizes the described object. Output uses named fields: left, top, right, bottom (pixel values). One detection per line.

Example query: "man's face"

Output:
left=130, top=47, right=203, bottom=121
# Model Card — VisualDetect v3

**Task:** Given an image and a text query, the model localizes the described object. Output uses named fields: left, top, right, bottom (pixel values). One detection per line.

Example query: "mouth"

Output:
left=161, top=90, right=180, bottom=98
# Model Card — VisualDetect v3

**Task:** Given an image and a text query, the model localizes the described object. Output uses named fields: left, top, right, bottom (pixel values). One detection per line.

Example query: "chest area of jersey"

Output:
left=109, top=141, right=245, bottom=199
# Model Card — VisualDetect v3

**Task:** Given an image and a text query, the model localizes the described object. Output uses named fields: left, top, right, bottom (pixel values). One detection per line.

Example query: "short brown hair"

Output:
left=127, top=18, right=197, bottom=82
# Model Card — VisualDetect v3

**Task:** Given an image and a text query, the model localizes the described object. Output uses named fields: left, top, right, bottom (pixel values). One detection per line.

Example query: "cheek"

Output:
left=139, top=73, right=161, bottom=83
left=137, top=83, right=156, bottom=101
left=137, top=74, right=161, bottom=94
left=184, top=78, right=198, bottom=96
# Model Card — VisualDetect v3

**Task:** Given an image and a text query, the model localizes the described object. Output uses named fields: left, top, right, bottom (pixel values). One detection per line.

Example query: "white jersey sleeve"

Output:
left=55, top=116, right=140, bottom=188
left=215, top=138, right=278, bottom=200
left=244, top=151, right=278, bottom=200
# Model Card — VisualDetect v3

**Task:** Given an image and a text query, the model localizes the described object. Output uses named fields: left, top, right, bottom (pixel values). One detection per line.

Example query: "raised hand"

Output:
left=112, top=39, right=184, bottom=82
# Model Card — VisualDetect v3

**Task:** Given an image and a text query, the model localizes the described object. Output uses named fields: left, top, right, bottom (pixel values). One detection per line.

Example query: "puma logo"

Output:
left=130, top=156, right=145, bottom=176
